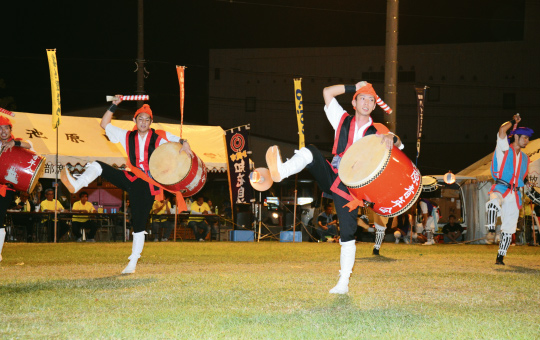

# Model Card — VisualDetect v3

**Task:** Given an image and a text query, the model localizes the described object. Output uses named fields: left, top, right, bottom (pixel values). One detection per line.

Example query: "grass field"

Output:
left=1, top=241, right=539, bottom=339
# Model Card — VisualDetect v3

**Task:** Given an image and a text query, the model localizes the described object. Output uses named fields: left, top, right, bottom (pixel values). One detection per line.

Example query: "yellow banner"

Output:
left=47, top=49, right=61, bottom=129
left=293, top=78, right=305, bottom=149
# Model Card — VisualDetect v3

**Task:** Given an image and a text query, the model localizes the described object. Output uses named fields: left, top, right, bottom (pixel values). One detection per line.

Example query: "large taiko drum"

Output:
left=149, top=142, right=207, bottom=197
left=338, top=135, right=422, bottom=217
left=0, top=146, right=46, bottom=193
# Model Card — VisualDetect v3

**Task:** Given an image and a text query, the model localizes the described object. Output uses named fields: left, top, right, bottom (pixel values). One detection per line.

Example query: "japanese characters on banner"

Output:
left=225, top=125, right=253, bottom=205
left=23, top=127, right=86, bottom=178
left=415, top=86, right=428, bottom=166
left=46, top=49, right=61, bottom=129
left=293, top=78, right=305, bottom=149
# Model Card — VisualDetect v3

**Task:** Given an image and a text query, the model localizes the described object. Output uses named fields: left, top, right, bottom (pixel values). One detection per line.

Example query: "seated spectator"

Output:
left=10, top=191, right=36, bottom=242
left=442, top=215, right=464, bottom=243
left=40, top=188, right=69, bottom=242
left=188, top=196, right=211, bottom=241
left=206, top=199, right=220, bottom=239
left=317, top=204, right=338, bottom=242
left=392, top=212, right=413, bottom=244
left=71, top=191, right=98, bottom=242
left=151, top=197, right=174, bottom=242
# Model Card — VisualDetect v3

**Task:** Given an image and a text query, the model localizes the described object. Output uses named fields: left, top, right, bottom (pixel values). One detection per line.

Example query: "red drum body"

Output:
left=0, top=146, right=46, bottom=193
left=338, top=135, right=422, bottom=217
left=149, top=142, right=207, bottom=197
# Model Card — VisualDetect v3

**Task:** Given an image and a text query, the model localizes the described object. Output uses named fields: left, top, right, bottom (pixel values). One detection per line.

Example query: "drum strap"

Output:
left=327, top=160, right=365, bottom=212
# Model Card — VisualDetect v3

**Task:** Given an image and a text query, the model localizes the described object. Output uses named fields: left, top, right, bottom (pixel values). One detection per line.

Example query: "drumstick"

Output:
left=0, top=107, right=15, bottom=117
left=106, top=95, right=149, bottom=102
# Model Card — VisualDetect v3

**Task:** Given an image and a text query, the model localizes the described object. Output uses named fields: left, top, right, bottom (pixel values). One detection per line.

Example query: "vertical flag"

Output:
left=46, top=49, right=61, bottom=129
left=176, top=65, right=186, bottom=138
left=225, top=125, right=253, bottom=206
left=293, top=78, right=305, bottom=149
left=415, top=86, right=428, bottom=166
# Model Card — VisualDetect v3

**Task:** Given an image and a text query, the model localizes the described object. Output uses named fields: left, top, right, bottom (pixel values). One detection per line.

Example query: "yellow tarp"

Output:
left=7, top=111, right=227, bottom=179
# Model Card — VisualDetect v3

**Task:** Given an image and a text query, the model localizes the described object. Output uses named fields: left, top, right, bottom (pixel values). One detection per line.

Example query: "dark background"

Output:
left=0, top=0, right=527, bottom=172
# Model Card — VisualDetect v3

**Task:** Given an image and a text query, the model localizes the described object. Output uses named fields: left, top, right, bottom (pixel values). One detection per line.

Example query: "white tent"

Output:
left=7, top=111, right=227, bottom=179
left=457, top=138, right=540, bottom=243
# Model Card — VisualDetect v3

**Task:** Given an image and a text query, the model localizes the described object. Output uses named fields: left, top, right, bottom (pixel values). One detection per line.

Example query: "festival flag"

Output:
left=46, top=49, right=61, bottom=129
left=176, top=66, right=186, bottom=138
left=224, top=125, right=253, bottom=206
left=415, top=86, right=428, bottom=166
left=293, top=78, right=305, bottom=149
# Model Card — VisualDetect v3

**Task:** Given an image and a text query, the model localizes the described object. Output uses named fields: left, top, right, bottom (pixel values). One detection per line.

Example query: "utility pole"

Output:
left=385, top=0, right=399, bottom=133
left=136, top=0, right=145, bottom=107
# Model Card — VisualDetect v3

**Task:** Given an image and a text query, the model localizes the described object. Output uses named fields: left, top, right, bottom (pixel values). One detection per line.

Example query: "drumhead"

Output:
left=338, top=135, right=391, bottom=188
left=526, top=186, right=540, bottom=206
left=149, top=142, right=192, bottom=185
left=421, top=176, right=439, bottom=192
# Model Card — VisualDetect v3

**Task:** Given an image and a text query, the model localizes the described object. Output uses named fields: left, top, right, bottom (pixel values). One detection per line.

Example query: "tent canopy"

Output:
left=458, top=137, right=540, bottom=181
left=8, top=111, right=227, bottom=178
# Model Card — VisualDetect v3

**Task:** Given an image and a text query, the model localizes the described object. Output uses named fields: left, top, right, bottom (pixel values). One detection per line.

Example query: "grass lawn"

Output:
left=1, top=241, right=539, bottom=339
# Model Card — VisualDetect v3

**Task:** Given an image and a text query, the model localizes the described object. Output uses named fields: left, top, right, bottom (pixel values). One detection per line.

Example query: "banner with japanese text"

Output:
left=293, top=78, right=305, bottom=149
left=46, top=49, right=61, bottom=129
left=224, top=125, right=253, bottom=205
left=415, top=86, right=427, bottom=166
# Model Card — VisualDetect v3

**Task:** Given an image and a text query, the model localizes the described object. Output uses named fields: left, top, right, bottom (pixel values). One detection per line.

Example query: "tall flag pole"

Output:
left=174, top=65, right=187, bottom=240
left=414, top=86, right=428, bottom=166
left=47, top=49, right=61, bottom=243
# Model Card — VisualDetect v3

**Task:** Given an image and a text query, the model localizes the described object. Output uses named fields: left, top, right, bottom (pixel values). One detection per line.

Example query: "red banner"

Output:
left=176, top=66, right=186, bottom=138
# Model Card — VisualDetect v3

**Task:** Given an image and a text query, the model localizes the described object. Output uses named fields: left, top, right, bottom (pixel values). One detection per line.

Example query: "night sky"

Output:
left=0, top=0, right=527, bottom=170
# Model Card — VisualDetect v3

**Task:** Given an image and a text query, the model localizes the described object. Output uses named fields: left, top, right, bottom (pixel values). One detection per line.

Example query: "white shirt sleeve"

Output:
left=324, top=98, right=347, bottom=131
left=161, top=131, right=181, bottom=145
left=105, top=123, right=128, bottom=152
left=105, top=123, right=128, bottom=144
left=494, top=133, right=509, bottom=172
left=420, top=201, right=428, bottom=214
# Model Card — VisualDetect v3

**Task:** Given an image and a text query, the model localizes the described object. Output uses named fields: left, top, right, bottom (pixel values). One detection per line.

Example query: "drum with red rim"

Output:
left=338, top=135, right=422, bottom=217
left=149, top=142, right=207, bottom=197
left=0, top=146, right=46, bottom=193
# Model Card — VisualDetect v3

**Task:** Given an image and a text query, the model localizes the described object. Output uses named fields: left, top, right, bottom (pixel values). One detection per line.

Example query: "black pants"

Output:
left=0, top=190, right=14, bottom=228
left=72, top=220, right=98, bottom=239
left=305, top=145, right=359, bottom=242
left=97, top=161, right=155, bottom=233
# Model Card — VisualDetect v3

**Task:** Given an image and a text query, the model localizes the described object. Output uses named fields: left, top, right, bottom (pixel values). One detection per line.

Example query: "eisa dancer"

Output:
left=486, top=114, right=533, bottom=265
left=61, top=96, right=192, bottom=274
left=0, top=116, right=33, bottom=262
left=266, top=82, right=402, bottom=294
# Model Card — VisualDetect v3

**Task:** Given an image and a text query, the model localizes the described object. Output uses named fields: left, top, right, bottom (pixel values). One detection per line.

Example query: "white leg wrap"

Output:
left=498, top=232, right=512, bottom=256
left=122, top=231, right=147, bottom=274
left=62, top=161, right=103, bottom=194
left=485, top=199, right=501, bottom=232
left=279, top=147, right=312, bottom=180
left=0, top=228, right=5, bottom=262
left=329, top=240, right=356, bottom=294
left=374, top=224, right=386, bottom=250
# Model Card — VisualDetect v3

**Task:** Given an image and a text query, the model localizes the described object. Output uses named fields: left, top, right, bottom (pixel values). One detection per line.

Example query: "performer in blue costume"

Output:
left=486, top=114, right=533, bottom=265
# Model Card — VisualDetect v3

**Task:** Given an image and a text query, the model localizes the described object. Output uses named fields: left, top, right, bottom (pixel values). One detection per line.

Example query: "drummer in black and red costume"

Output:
left=266, top=81, right=402, bottom=294
left=0, top=116, right=33, bottom=262
left=61, top=96, right=192, bottom=274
